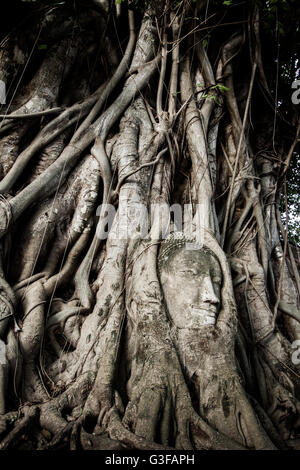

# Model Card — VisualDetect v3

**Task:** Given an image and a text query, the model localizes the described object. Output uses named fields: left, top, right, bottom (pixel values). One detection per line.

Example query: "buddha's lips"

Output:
left=188, top=308, right=218, bottom=325
left=190, top=306, right=218, bottom=316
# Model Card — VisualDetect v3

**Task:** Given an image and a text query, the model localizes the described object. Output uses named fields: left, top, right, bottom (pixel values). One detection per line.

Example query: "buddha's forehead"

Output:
left=168, top=247, right=221, bottom=272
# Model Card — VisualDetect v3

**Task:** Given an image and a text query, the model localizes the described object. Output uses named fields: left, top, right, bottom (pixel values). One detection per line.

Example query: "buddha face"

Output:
left=160, top=247, right=222, bottom=329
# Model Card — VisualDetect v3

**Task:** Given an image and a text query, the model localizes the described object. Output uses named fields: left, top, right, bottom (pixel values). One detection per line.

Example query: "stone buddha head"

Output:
left=158, top=233, right=222, bottom=329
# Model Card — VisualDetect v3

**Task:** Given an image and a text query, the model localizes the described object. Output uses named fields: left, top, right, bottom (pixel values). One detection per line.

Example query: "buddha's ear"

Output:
left=216, top=297, right=238, bottom=341
left=158, top=270, right=168, bottom=285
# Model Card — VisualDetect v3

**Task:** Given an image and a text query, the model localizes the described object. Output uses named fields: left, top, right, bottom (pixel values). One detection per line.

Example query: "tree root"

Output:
left=0, top=406, right=38, bottom=450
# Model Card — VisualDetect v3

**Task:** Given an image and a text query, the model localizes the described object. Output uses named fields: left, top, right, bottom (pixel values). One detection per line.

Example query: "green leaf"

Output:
left=211, top=84, right=230, bottom=92
left=201, top=93, right=220, bottom=105
left=41, top=429, right=52, bottom=441
left=279, top=26, right=285, bottom=36
left=38, top=44, right=47, bottom=50
left=219, top=85, right=230, bottom=92
left=9, top=413, right=18, bottom=423
left=223, top=0, right=232, bottom=5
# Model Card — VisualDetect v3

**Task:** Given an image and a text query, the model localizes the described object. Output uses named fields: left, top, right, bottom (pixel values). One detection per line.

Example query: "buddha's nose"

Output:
left=200, top=276, right=219, bottom=305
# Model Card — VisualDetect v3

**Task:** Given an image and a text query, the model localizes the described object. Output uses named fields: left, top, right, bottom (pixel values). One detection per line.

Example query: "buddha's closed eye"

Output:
left=179, top=268, right=198, bottom=275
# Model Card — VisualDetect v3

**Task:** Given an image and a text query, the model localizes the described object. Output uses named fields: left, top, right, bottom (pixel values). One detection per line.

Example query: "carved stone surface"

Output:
left=159, top=234, right=222, bottom=329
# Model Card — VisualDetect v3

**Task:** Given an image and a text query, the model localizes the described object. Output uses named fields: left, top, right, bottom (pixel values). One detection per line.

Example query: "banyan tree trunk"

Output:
left=0, top=0, right=299, bottom=451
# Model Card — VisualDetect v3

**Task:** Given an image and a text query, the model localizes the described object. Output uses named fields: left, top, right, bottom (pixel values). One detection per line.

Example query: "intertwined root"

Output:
left=0, top=0, right=299, bottom=451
